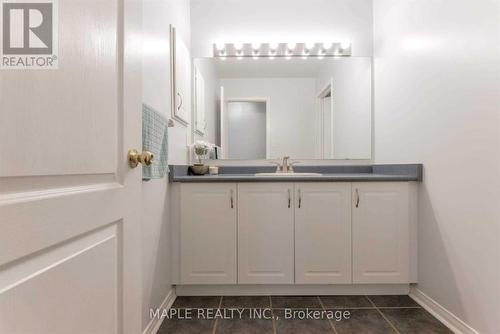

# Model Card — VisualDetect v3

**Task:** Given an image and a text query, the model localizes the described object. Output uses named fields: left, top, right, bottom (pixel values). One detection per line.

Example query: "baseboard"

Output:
left=142, top=289, right=177, bottom=334
left=409, top=286, right=479, bottom=334
left=175, top=284, right=410, bottom=296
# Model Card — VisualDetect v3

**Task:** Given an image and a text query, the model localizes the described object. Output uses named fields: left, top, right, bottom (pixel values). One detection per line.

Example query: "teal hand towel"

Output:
left=142, top=103, right=168, bottom=180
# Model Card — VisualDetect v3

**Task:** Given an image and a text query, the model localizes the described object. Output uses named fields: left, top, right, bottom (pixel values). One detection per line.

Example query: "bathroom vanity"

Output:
left=171, top=55, right=423, bottom=295
left=169, top=165, right=421, bottom=295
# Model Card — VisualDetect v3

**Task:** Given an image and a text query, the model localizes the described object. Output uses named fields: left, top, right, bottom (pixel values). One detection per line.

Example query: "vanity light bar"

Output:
left=213, top=42, right=351, bottom=58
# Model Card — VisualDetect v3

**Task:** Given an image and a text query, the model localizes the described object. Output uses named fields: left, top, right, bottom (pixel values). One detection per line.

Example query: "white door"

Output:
left=180, top=183, right=237, bottom=284
left=0, top=1, right=143, bottom=333
left=352, top=182, right=410, bottom=284
left=194, top=66, right=206, bottom=135
left=238, top=183, right=294, bottom=284
left=219, top=86, right=228, bottom=158
left=322, top=97, right=333, bottom=159
left=295, top=183, right=351, bottom=284
left=227, top=101, right=267, bottom=159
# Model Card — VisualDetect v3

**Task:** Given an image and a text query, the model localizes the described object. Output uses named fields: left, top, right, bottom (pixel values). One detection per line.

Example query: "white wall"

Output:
left=316, top=58, right=372, bottom=159
left=190, top=0, right=373, bottom=57
left=373, top=1, right=500, bottom=333
left=142, top=0, right=191, bottom=331
left=221, top=78, right=317, bottom=159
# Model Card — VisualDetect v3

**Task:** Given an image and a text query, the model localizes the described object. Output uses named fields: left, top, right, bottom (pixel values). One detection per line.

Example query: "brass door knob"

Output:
left=128, top=149, right=154, bottom=168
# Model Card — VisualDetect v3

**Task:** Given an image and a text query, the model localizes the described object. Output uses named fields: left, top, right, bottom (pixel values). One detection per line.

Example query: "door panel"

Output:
left=295, top=183, right=351, bottom=284
left=180, top=183, right=237, bottom=284
left=0, top=0, right=119, bottom=177
left=238, top=183, right=294, bottom=284
left=0, top=225, right=119, bottom=334
left=352, top=182, right=410, bottom=284
left=0, top=0, right=142, bottom=332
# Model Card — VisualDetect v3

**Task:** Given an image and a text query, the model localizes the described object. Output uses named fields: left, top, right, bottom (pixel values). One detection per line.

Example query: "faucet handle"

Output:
left=267, top=160, right=282, bottom=172
left=288, top=161, right=302, bottom=173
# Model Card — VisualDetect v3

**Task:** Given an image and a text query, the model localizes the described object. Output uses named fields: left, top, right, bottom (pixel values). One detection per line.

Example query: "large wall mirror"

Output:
left=193, top=57, right=372, bottom=160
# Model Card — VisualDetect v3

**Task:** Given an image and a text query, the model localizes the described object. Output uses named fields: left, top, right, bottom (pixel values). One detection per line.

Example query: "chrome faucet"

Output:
left=269, top=156, right=301, bottom=173
left=281, top=156, right=290, bottom=173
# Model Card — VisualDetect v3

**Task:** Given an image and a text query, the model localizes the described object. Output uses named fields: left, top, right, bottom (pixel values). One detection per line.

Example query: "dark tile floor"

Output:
left=158, top=295, right=453, bottom=334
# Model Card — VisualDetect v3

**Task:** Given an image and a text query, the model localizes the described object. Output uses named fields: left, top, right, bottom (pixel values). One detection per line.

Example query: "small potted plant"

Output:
left=190, top=140, right=210, bottom=175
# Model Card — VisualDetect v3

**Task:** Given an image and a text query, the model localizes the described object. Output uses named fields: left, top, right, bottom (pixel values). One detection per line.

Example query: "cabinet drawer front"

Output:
left=180, top=183, right=237, bottom=284
left=295, top=183, right=352, bottom=284
left=352, top=182, right=410, bottom=284
left=238, top=183, right=294, bottom=284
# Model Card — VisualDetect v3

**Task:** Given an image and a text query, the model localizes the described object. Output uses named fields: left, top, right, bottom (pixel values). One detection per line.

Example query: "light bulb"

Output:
left=251, top=42, right=261, bottom=50
left=286, top=42, right=296, bottom=51
left=234, top=42, right=243, bottom=50
left=305, top=42, right=315, bottom=50
left=340, top=41, right=351, bottom=49
left=215, top=42, right=225, bottom=51
left=236, top=49, right=243, bottom=59
left=269, top=49, right=277, bottom=59
left=317, top=49, right=325, bottom=59
left=323, top=42, right=333, bottom=50
left=269, top=42, right=279, bottom=50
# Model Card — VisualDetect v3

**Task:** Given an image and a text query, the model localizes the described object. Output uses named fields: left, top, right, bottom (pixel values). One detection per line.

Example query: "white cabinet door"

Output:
left=170, top=25, right=191, bottom=125
left=238, top=183, right=294, bottom=284
left=295, top=183, right=352, bottom=284
left=352, top=182, right=410, bottom=283
left=180, top=183, right=237, bottom=284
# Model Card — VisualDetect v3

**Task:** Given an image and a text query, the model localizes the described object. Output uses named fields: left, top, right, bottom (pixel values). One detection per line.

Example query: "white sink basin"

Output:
left=255, top=173, right=322, bottom=177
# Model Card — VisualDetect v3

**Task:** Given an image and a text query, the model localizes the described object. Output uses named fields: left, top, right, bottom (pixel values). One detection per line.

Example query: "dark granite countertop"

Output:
left=169, top=164, right=423, bottom=182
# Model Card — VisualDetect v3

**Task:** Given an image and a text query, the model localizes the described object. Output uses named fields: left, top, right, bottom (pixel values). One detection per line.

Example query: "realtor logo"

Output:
left=1, top=0, right=58, bottom=69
